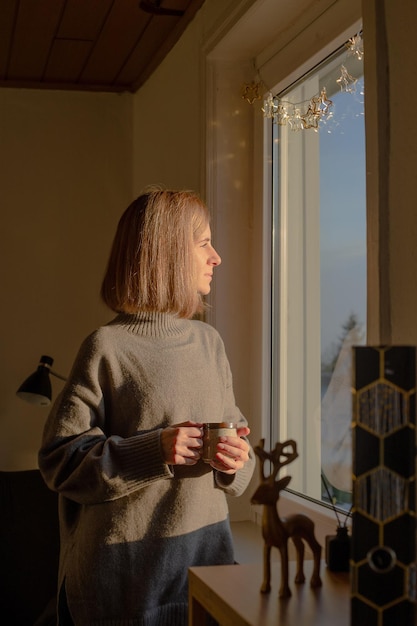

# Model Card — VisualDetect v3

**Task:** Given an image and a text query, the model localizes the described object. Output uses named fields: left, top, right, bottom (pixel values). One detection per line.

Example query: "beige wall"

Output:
left=0, top=89, right=132, bottom=469
left=131, top=16, right=202, bottom=194
left=130, top=0, right=244, bottom=194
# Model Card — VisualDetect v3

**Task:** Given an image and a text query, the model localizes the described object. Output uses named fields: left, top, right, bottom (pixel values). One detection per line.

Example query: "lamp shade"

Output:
left=16, top=355, right=53, bottom=406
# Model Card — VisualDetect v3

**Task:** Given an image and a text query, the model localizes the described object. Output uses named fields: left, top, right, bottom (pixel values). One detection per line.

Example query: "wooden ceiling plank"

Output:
left=79, top=1, right=151, bottom=85
left=57, top=0, right=113, bottom=41
left=8, top=0, right=65, bottom=80
left=0, top=0, right=18, bottom=78
left=1, top=0, right=207, bottom=92
left=44, top=40, right=93, bottom=83
left=128, top=0, right=205, bottom=91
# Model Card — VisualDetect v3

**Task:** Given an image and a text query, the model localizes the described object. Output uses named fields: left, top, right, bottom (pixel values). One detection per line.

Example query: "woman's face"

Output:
left=194, top=225, right=221, bottom=295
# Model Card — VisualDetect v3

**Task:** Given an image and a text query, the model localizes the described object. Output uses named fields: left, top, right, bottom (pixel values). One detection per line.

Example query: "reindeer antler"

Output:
left=254, top=439, right=299, bottom=483
left=254, top=439, right=271, bottom=481
left=272, top=439, right=298, bottom=466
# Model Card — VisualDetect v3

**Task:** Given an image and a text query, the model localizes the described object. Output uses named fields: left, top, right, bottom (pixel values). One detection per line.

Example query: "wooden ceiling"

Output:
left=0, top=0, right=206, bottom=93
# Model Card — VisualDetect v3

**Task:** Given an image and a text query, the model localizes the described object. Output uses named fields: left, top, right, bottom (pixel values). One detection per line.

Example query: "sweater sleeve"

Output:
left=214, top=438, right=256, bottom=497
left=38, top=335, right=173, bottom=505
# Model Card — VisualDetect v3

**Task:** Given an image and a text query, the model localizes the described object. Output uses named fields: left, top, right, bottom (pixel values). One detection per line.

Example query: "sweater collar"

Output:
left=110, top=311, right=191, bottom=338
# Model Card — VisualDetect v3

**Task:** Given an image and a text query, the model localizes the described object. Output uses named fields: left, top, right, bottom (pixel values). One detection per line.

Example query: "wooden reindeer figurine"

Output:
left=251, top=439, right=322, bottom=598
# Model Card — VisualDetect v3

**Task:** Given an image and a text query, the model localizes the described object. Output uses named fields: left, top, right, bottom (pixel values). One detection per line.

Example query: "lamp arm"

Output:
left=51, top=370, right=67, bottom=382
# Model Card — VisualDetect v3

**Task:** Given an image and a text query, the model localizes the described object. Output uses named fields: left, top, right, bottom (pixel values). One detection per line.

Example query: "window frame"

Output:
left=267, top=33, right=366, bottom=506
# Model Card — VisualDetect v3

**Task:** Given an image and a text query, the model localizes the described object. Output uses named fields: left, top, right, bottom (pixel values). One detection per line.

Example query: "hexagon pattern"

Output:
left=351, top=346, right=416, bottom=625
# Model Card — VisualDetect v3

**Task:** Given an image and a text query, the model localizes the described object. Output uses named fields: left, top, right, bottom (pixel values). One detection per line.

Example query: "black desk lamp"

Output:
left=16, top=355, right=67, bottom=406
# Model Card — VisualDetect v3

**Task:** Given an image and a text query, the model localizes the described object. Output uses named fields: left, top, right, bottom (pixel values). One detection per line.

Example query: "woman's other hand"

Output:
left=160, top=421, right=203, bottom=465
left=210, top=426, right=251, bottom=474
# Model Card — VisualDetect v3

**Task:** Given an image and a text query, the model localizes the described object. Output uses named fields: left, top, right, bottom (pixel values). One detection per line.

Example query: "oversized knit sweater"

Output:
left=38, top=312, right=255, bottom=626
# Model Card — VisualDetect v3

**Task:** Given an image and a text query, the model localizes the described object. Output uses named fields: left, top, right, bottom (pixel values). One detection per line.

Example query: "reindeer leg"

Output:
left=291, top=535, right=306, bottom=584
left=278, top=542, right=292, bottom=598
left=306, top=533, right=322, bottom=588
left=261, top=543, right=272, bottom=593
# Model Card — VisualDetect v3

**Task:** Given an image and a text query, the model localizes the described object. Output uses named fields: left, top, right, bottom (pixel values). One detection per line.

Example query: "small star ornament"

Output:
left=288, top=108, right=304, bottom=132
left=318, top=88, right=333, bottom=116
left=336, top=65, right=358, bottom=93
left=302, top=105, right=320, bottom=130
left=346, top=32, right=364, bottom=60
left=241, top=81, right=262, bottom=105
left=275, top=104, right=289, bottom=126
left=262, top=93, right=278, bottom=118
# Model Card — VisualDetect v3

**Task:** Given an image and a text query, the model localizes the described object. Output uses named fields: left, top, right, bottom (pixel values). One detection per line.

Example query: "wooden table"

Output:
left=189, top=560, right=349, bottom=626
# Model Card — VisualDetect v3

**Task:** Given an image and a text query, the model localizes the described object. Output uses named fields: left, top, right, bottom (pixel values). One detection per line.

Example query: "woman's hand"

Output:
left=210, top=426, right=251, bottom=474
left=160, top=421, right=203, bottom=465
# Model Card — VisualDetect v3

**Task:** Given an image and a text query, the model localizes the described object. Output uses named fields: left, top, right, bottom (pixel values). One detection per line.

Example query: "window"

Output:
left=269, top=38, right=366, bottom=508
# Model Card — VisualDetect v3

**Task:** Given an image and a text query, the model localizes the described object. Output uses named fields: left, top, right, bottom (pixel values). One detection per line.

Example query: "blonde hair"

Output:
left=101, top=188, right=209, bottom=318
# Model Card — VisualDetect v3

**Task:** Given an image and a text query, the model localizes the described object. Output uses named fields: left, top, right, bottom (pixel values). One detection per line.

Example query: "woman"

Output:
left=39, top=188, right=255, bottom=625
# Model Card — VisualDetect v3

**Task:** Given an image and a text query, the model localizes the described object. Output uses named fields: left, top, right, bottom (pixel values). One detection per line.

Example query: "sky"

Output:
left=319, top=77, right=366, bottom=360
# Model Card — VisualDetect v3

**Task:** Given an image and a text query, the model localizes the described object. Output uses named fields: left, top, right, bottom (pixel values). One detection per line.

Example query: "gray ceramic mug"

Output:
left=202, top=422, right=237, bottom=463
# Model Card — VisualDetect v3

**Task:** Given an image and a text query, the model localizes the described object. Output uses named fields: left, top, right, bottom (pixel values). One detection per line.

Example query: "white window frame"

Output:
left=270, top=75, right=322, bottom=499
left=262, top=22, right=365, bottom=511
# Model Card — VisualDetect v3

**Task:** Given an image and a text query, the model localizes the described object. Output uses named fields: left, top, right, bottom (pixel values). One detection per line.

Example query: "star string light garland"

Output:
left=262, top=87, right=334, bottom=131
left=255, top=30, right=363, bottom=132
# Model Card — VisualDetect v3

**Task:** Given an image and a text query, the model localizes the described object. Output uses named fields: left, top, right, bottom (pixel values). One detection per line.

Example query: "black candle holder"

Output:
left=322, top=474, right=351, bottom=573
left=325, top=525, right=350, bottom=572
